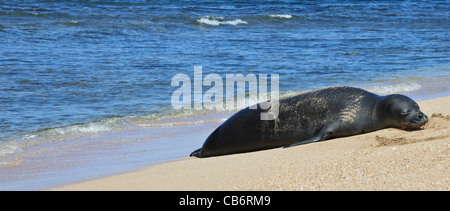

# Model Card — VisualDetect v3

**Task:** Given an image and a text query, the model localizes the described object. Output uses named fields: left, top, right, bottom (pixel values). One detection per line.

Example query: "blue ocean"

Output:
left=0, top=0, right=449, bottom=190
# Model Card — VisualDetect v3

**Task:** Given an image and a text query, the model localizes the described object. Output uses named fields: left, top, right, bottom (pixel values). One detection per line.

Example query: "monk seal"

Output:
left=190, top=86, right=428, bottom=158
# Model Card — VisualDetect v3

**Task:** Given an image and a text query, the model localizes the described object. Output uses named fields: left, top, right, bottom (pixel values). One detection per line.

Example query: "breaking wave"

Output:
left=366, top=81, right=422, bottom=95
left=196, top=16, right=248, bottom=26
left=268, top=14, right=293, bottom=19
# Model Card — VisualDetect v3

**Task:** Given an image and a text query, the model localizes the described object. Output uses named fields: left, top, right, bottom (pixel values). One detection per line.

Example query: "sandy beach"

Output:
left=49, top=96, right=449, bottom=191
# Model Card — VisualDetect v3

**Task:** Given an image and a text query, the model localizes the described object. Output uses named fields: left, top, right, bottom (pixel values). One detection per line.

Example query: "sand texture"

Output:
left=50, top=97, right=449, bottom=191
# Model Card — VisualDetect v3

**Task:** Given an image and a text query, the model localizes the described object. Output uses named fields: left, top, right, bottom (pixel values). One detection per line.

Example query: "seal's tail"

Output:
left=190, top=148, right=202, bottom=158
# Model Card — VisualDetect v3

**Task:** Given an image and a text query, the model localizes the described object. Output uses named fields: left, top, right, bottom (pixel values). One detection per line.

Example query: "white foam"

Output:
left=269, top=14, right=293, bottom=19
left=32, top=119, right=117, bottom=141
left=366, top=81, right=422, bottom=95
left=48, top=124, right=111, bottom=136
left=0, top=142, right=21, bottom=157
left=0, top=118, right=121, bottom=158
left=197, top=16, right=247, bottom=26
left=40, top=118, right=121, bottom=139
left=139, top=118, right=227, bottom=128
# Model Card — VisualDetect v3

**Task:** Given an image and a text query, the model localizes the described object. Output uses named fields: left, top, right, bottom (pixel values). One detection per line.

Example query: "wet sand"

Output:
left=49, top=96, right=449, bottom=191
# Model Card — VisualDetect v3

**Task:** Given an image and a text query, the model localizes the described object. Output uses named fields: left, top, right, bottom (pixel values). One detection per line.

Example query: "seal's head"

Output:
left=380, top=94, right=428, bottom=130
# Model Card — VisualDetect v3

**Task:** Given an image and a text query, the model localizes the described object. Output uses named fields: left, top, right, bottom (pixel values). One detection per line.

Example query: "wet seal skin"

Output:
left=191, top=86, right=428, bottom=158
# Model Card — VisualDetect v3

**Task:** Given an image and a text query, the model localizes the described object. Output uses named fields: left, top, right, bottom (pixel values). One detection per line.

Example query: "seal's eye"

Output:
left=401, top=109, right=411, bottom=116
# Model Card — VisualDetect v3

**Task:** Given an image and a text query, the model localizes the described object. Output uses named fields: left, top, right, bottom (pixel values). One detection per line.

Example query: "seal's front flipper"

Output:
left=190, top=148, right=203, bottom=158
left=283, top=135, right=322, bottom=148
left=283, top=125, right=334, bottom=148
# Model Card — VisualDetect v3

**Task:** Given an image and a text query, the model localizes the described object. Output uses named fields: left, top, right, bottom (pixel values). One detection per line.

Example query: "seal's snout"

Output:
left=417, top=111, right=428, bottom=123
left=408, top=111, right=428, bottom=129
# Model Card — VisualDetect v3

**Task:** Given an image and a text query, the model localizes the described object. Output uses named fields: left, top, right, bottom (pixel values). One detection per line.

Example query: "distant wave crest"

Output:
left=196, top=16, right=247, bottom=26
left=268, top=14, right=293, bottom=19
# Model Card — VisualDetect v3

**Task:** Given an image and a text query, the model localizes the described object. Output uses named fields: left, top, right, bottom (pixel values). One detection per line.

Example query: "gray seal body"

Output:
left=190, top=86, right=428, bottom=158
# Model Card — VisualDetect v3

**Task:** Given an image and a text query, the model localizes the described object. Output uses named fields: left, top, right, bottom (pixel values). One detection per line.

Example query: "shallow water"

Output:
left=0, top=0, right=449, bottom=190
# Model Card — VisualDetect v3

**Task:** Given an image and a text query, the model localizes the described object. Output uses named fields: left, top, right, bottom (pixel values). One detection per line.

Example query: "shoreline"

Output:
left=48, top=96, right=450, bottom=191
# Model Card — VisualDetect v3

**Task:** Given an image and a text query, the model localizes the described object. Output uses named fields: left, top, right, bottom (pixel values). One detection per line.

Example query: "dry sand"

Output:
left=49, top=96, right=449, bottom=191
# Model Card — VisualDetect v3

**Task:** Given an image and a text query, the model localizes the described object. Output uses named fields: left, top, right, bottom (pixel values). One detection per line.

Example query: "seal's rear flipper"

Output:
left=190, top=148, right=203, bottom=158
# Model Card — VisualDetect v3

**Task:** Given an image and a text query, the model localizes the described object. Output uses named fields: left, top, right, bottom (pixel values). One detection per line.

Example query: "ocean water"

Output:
left=0, top=0, right=449, bottom=190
